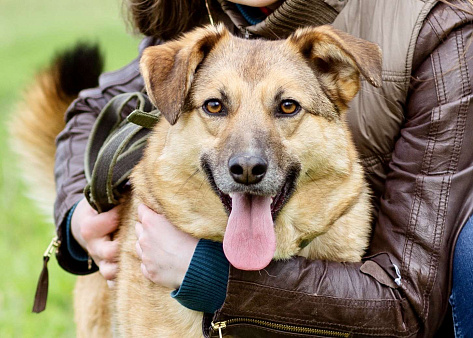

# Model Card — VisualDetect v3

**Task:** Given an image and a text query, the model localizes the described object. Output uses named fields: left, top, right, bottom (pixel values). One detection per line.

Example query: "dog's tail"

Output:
left=10, top=43, right=103, bottom=217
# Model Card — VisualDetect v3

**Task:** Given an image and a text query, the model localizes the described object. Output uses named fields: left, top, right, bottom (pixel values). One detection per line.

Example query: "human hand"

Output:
left=135, top=204, right=198, bottom=290
left=71, top=198, right=121, bottom=282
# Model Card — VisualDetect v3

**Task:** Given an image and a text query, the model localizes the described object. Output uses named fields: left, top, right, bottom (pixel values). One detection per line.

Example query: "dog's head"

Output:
left=140, top=24, right=381, bottom=270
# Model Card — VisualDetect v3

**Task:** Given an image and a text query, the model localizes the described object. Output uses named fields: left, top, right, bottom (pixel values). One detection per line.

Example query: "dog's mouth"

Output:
left=202, top=161, right=299, bottom=219
left=202, top=160, right=299, bottom=271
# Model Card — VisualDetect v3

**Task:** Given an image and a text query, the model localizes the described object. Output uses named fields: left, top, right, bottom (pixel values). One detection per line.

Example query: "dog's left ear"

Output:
left=140, top=24, right=229, bottom=125
left=288, top=25, right=382, bottom=110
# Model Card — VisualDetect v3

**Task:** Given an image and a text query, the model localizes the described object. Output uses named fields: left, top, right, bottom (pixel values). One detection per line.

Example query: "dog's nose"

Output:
left=229, top=155, right=268, bottom=185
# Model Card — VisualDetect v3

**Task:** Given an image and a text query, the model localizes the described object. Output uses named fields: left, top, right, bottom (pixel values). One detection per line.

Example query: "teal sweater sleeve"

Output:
left=64, top=202, right=99, bottom=272
left=65, top=202, right=88, bottom=262
left=171, top=239, right=229, bottom=313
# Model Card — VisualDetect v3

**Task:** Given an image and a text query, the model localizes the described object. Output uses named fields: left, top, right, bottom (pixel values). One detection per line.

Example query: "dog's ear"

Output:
left=140, top=24, right=229, bottom=125
left=287, top=25, right=382, bottom=110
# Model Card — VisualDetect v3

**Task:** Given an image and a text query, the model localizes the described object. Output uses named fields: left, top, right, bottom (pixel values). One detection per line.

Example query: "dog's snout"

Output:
left=229, top=155, right=268, bottom=185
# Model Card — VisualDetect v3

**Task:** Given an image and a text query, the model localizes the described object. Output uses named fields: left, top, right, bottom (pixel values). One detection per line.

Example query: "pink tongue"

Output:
left=223, top=193, right=276, bottom=271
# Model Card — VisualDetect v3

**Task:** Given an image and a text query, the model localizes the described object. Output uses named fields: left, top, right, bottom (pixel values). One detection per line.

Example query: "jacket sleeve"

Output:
left=53, top=38, right=156, bottom=274
left=211, top=4, right=473, bottom=337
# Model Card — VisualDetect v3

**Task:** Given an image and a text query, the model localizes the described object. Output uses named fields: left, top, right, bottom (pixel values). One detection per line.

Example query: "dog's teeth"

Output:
left=229, top=193, right=234, bottom=198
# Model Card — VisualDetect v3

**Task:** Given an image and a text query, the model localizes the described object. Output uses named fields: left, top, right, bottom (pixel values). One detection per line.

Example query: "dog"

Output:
left=12, top=24, right=381, bottom=336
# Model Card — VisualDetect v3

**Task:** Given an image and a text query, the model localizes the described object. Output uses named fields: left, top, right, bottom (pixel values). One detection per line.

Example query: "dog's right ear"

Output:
left=140, top=24, right=229, bottom=125
left=288, top=25, right=382, bottom=111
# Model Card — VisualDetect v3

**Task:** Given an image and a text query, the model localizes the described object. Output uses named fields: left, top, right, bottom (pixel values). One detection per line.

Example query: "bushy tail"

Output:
left=10, top=43, right=103, bottom=217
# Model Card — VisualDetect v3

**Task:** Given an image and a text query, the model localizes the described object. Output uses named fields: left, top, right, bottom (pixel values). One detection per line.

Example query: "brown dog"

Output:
left=13, top=24, right=381, bottom=336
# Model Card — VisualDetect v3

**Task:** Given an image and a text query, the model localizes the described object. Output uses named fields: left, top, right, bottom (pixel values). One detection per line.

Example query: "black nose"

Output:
left=229, top=155, right=268, bottom=185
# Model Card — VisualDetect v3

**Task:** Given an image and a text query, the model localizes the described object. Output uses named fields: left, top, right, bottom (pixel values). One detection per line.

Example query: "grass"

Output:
left=0, top=0, right=140, bottom=336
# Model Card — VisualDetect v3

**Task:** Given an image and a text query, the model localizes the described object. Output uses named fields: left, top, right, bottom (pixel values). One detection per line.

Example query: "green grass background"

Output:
left=0, top=0, right=140, bottom=335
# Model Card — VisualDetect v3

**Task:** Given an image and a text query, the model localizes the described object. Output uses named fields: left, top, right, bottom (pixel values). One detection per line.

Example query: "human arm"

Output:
left=208, top=4, right=473, bottom=337
left=54, top=37, right=157, bottom=274
left=68, top=198, right=121, bottom=280
left=135, top=204, right=229, bottom=313
left=133, top=4, right=473, bottom=336
left=134, top=204, right=198, bottom=290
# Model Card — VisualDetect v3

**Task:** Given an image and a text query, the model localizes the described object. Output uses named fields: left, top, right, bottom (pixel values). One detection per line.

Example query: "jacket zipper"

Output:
left=211, top=319, right=351, bottom=337
left=242, top=28, right=252, bottom=39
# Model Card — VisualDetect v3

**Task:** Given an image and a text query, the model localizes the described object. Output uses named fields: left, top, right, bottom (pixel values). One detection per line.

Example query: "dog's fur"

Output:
left=13, top=24, right=382, bottom=337
left=9, top=44, right=103, bottom=217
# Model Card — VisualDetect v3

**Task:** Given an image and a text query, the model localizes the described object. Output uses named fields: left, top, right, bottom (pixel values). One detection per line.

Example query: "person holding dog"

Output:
left=53, top=0, right=473, bottom=336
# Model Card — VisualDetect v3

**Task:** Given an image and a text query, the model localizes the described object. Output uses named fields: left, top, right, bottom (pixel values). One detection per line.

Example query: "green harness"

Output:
left=84, top=92, right=160, bottom=213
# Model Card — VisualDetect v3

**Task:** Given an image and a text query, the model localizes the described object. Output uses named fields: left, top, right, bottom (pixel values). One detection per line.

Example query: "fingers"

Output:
left=137, top=204, right=165, bottom=231
left=68, top=199, right=122, bottom=281
left=137, top=204, right=149, bottom=223
left=78, top=205, right=121, bottom=244
left=93, top=206, right=122, bottom=234
left=135, top=221, right=143, bottom=238
left=86, top=233, right=117, bottom=258
left=75, top=202, right=198, bottom=288
left=99, top=260, right=118, bottom=281
left=98, top=239, right=119, bottom=263
left=138, top=205, right=175, bottom=238
left=135, top=207, right=199, bottom=289
left=141, top=263, right=152, bottom=282
left=140, top=261, right=163, bottom=285
left=135, top=219, right=144, bottom=259
left=83, top=220, right=120, bottom=281
left=135, top=237, right=143, bottom=259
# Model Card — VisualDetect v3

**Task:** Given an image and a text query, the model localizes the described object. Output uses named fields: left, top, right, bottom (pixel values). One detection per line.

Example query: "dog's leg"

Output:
left=74, top=274, right=112, bottom=337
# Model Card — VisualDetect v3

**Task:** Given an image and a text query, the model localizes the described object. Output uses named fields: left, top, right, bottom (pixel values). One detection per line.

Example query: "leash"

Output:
left=33, top=92, right=160, bottom=313
left=84, top=92, right=160, bottom=213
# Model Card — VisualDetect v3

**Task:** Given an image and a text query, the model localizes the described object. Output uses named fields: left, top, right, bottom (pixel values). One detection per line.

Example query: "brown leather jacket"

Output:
left=54, top=0, right=473, bottom=336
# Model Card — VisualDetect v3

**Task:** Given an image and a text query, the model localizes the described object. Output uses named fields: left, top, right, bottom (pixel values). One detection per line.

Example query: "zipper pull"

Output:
left=32, top=236, right=60, bottom=313
left=240, top=27, right=252, bottom=40
left=211, top=321, right=227, bottom=338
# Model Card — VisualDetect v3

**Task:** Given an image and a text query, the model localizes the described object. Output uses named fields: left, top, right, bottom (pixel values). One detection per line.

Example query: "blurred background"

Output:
left=0, top=0, right=140, bottom=335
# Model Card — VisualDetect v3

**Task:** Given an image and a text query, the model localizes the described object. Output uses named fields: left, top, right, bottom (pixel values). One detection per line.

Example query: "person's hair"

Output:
left=124, top=0, right=211, bottom=40
left=124, top=0, right=473, bottom=41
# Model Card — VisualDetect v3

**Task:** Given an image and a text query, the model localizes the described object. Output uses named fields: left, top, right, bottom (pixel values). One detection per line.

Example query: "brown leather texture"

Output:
left=53, top=0, right=473, bottom=336
left=211, top=2, right=473, bottom=337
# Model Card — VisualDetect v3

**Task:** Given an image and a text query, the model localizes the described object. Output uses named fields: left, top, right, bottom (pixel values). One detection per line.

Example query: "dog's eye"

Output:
left=203, top=99, right=224, bottom=115
left=279, top=100, right=300, bottom=115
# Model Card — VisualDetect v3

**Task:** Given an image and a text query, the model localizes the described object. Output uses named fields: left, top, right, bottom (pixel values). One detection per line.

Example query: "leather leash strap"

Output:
left=33, top=92, right=160, bottom=313
left=84, top=92, right=160, bottom=212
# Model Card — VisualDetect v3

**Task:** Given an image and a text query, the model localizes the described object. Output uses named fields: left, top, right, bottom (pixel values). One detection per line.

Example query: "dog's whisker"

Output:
left=305, top=171, right=316, bottom=181
left=198, top=176, right=206, bottom=190
left=304, top=172, right=322, bottom=189
left=173, top=168, right=200, bottom=197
